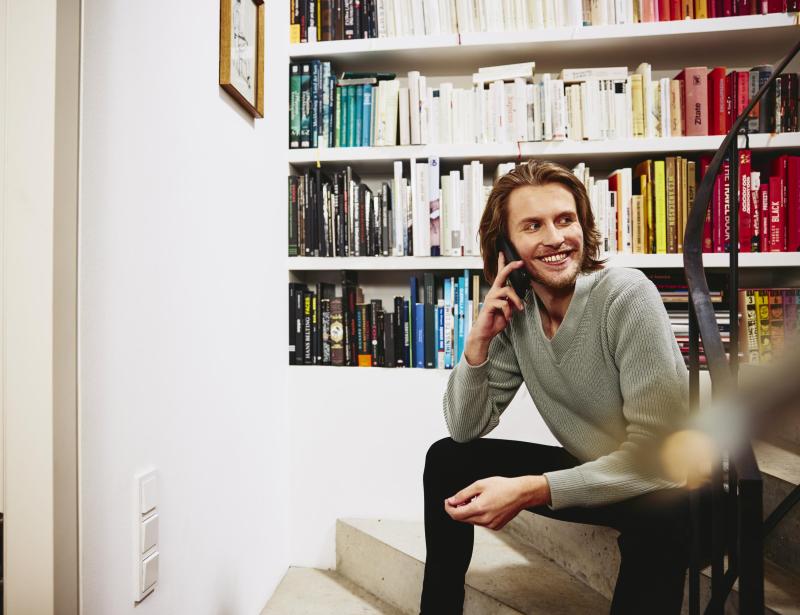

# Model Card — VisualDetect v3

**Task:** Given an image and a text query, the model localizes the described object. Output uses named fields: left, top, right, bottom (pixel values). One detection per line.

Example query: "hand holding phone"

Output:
left=495, top=235, right=532, bottom=300
left=462, top=236, right=528, bottom=365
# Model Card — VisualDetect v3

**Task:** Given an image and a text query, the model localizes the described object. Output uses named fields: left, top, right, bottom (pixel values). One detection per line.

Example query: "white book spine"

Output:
left=377, top=0, right=388, bottom=37
left=542, top=74, right=553, bottom=141
left=412, top=0, right=426, bottom=34
left=441, top=175, right=452, bottom=254
left=410, top=158, right=419, bottom=255
left=385, top=79, right=400, bottom=146
left=470, top=160, right=483, bottom=256
left=399, top=87, right=411, bottom=145
left=552, top=79, right=567, bottom=140
left=419, top=76, right=429, bottom=144
left=512, top=78, right=527, bottom=142
left=428, top=89, right=440, bottom=144
left=372, top=83, right=383, bottom=145
left=449, top=170, right=462, bottom=255
left=622, top=167, right=632, bottom=254
left=440, top=82, right=453, bottom=144
left=660, top=77, right=671, bottom=138
left=385, top=0, right=395, bottom=37
left=532, top=82, right=543, bottom=141
left=393, top=161, right=405, bottom=255
left=461, top=164, right=473, bottom=254
left=566, top=0, right=583, bottom=25
left=408, top=71, right=422, bottom=145
left=543, top=0, right=555, bottom=27
left=526, top=83, right=535, bottom=141
left=429, top=157, right=441, bottom=253
left=531, top=0, right=544, bottom=27
left=416, top=162, right=430, bottom=254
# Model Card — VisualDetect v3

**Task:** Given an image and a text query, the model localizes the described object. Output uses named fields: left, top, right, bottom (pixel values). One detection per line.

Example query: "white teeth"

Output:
left=541, top=253, right=568, bottom=263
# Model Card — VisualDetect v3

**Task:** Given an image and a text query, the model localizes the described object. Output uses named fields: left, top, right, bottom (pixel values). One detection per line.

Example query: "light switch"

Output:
left=139, top=471, right=157, bottom=515
left=141, top=551, right=159, bottom=593
left=141, top=513, right=159, bottom=555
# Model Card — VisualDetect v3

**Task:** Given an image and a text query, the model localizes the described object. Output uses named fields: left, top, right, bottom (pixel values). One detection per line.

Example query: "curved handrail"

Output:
left=683, top=37, right=800, bottom=388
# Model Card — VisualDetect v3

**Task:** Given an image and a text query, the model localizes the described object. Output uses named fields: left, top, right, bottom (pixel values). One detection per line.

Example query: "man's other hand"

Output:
left=444, top=475, right=551, bottom=531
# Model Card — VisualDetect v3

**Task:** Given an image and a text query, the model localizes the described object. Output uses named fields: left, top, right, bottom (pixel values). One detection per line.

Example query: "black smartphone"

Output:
left=495, top=234, right=531, bottom=299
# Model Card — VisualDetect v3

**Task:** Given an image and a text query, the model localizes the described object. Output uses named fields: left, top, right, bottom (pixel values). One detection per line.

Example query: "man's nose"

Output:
left=541, top=223, right=565, bottom=247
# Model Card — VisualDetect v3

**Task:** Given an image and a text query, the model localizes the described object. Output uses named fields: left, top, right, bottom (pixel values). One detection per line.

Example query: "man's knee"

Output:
left=424, top=437, right=471, bottom=482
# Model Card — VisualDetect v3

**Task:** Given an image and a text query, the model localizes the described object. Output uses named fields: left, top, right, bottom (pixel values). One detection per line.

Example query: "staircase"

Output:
left=261, top=432, right=800, bottom=614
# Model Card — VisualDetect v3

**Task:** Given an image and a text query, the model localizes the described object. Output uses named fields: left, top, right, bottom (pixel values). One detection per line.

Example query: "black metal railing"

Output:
left=683, top=37, right=800, bottom=615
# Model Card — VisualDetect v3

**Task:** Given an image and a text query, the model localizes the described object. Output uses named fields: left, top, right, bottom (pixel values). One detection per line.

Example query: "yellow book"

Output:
left=695, top=0, right=708, bottom=19
left=677, top=157, right=685, bottom=253
left=654, top=160, right=667, bottom=254
left=631, top=74, right=645, bottom=138
left=755, top=290, right=772, bottom=363
left=290, top=24, right=301, bottom=44
left=666, top=157, right=677, bottom=253
left=631, top=195, right=643, bottom=253
left=634, top=161, right=654, bottom=253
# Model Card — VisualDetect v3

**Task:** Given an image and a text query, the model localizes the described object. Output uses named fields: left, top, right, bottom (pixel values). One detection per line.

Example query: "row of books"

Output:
left=289, top=61, right=792, bottom=149
left=288, top=159, right=491, bottom=257
left=288, top=271, right=481, bottom=367
left=288, top=153, right=800, bottom=258
left=290, top=0, right=796, bottom=43
left=646, top=271, right=729, bottom=368
left=739, top=287, right=799, bottom=363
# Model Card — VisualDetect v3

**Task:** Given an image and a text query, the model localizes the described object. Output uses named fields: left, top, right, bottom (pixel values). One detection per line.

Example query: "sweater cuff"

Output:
left=454, top=355, right=489, bottom=388
left=542, top=467, right=588, bottom=510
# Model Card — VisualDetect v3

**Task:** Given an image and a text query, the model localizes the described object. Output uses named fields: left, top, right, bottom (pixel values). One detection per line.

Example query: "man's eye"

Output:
left=528, top=223, right=540, bottom=231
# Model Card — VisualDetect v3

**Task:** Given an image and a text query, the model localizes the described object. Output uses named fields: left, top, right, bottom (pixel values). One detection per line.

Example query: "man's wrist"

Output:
left=464, top=334, right=491, bottom=366
left=517, top=475, right=551, bottom=508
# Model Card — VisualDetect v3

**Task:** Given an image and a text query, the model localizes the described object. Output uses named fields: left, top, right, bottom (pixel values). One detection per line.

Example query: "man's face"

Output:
left=506, top=183, right=584, bottom=291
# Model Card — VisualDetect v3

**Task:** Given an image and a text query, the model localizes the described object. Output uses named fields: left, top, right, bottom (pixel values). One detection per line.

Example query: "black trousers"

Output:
left=420, top=437, right=710, bottom=615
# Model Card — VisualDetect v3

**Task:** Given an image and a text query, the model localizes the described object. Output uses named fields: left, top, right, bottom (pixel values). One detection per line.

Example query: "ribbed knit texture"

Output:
left=444, top=267, right=689, bottom=510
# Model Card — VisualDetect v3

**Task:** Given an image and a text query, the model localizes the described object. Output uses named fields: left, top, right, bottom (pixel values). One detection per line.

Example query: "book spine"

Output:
left=789, top=156, right=800, bottom=252
left=300, top=64, right=312, bottom=148
left=654, top=160, right=667, bottom=254
left=739, top=150, right=753, bottom=252
left=414, top=303, right=425, bottom=368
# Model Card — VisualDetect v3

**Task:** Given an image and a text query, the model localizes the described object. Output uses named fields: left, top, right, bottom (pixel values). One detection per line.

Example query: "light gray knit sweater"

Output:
left=444, top=267, right=689, bottom=510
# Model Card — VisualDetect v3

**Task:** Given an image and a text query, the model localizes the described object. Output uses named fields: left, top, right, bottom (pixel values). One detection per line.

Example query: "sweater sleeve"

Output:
left=543, top=277, right=689, bottom=509
left=442, top=330, right=524, bottom=442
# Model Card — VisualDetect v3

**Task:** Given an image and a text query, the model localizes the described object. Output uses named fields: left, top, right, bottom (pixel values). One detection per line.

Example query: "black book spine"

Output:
left=423, top=273, right=436, bottom=369
left=321, top=298, right=332, bottom=365
left=334, top=0, right=344, bottom=40
left=303, top=291, right=313, bottom=363
left=310, top=60, right=321, bottom=148
left=353, top=0, right=362, bottom=39
left=295, top=287, right=305, bottom=365
left=393, top=296, right=405, bottom=367
left=343, top=0, right=355, bottom=39
left=311, top=293, right=319, bottom=364
left=358, top=185, right=368, bottom=256
left=308, top=0, right=317, bottom=41
left=384, top=312, right=395, bottom=368
left=288, top=176, right=299, bottom=256
left=376, top=308, right=385, bottom=366
left=299, top=0, right=307, bottom=42
left=402, top=298, right=410, bottom=367
left=299, top=63, right=312, bottom=148
left=289, top=284, right=297, bottom=364
left=370, top=300, right=382, bottom=366
left=303, top=171, right=312, bottom=255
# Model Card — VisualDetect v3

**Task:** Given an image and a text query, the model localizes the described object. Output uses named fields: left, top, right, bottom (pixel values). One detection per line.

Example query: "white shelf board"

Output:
left=288, top=134, right=800, bottom=168
left=288, top=253, right=800, bottom=271
left=289, top=14, right=800, bottom=73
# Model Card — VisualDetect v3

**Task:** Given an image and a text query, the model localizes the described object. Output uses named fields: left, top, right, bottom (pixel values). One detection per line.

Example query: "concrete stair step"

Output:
left=336, top=518, right=609, bottom=615
left=261, top=567, right=403, bottom=615
left=755, top=438, right=800, bottom=578
left=504, top=508, right=800, bottom=614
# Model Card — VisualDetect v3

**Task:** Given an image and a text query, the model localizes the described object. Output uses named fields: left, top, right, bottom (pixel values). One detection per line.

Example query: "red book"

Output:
left=739, top=150, right=753, bottom=252
left=713, top=161, right=731, bottom=253
left=722, top=0, right=734, bottom=14
left=725, top=71, right=736, bottom=133
left=709, top=67, right=727, bottom=135
left=760, top=184, right=770, bottom=252
left=751, top=171, right=761, bottom=251
left=768, top=176, right=786, bottom=251
left=700, top=156, right=714, bottom=252
left=671, top=0, right=683, bottom=18
left=736, top=71, right=750, bottom=127
left=659, top=0, right=672, bottom=19
left=677, top=67, right=709, bottom=136
left=788, top=156, right=800, bottom=252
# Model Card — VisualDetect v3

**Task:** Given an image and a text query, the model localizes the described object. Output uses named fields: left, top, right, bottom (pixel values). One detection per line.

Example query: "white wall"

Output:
left=79, top=1, right=290, bottom=612
left=289, top=367, right=557, bottom=568
left=2, top=1, right=58, bottom=612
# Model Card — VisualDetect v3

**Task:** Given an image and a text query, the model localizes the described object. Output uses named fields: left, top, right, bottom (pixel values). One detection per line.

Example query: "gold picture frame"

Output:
left=220, top=0, right=265, bottom=118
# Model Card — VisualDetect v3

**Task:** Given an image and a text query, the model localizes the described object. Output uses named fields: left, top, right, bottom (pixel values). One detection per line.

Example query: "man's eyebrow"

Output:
left=515, top=211, right=576, bottom=227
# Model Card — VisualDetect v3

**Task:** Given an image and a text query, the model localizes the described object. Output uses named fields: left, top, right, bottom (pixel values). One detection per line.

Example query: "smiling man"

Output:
left=419, top=160, right=695, bottom=615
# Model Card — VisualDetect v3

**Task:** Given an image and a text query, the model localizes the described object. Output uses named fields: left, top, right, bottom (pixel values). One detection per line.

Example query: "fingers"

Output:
left=447, top=482, right=482, bottom=507
left=493, top=253, right=526, bottom=291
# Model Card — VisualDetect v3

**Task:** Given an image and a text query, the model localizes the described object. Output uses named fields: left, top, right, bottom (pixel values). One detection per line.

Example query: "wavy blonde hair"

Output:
left=478, top=160, right=606, bottom=283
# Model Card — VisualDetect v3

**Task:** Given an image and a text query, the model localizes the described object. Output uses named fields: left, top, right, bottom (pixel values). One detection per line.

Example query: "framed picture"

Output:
left=219, top=0, right=265, bottom=118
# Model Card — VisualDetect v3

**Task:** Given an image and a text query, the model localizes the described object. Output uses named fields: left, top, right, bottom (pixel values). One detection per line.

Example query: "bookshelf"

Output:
left=289, top=14, right=800, bottom=74
left=286, top=13, right=800, bottom=367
